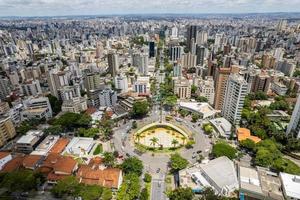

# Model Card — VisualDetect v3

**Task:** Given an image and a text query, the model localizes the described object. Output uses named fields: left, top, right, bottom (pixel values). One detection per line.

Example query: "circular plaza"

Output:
left=134, top=122, right=190, bottom=149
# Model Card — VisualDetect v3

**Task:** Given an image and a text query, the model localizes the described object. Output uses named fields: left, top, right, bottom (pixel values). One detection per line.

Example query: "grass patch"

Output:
left=93, top=144, right=103, bottom=155
left=145, top=182, right=151, bottom=200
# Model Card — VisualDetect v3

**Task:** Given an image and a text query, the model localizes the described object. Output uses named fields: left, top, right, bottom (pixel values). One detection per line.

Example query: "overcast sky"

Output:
left=0, top=0, right=299, bottom=16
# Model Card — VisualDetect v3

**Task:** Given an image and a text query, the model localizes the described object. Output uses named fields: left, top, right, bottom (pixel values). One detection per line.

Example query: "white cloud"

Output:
left=0, top=0, right=298, bottom=16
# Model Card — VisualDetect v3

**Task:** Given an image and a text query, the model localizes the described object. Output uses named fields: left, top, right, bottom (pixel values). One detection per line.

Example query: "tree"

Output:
left=47, top=94, right=62, bottom=115
left=140, top=188, right=149, bottom=200
left=101, top=188, right=113, bottom=200
left=77, top=128, right=99, bottom=138
left=178, top=109, right=189, bottom=117
left=122, top=157, right=144, bottom=176
left=168, top=187, right=194, bottom=200
left=199, top=187, right=221, bottom=200
left=51, top=176, right=81, bottom=198
left=43, top=125, right=62, bottom=135
left=191, top=85, right=197, bottom=94
left=212, top=142, right=237, bottom=160
left=203, top=124, right=213, bottom=134
left=53, top=112, right=91, bottom=131
left=16, top=121, right=33, bottom=135
left=191, top=113, right=200, bottom=123
left=171, top=139, right=179, bottom=148
left=163, top=95, right=178, bottom=109
left=117, top=173, right=141, bottom=200
left=131, top=101, right=149, bottom=118
left=0, top=170, right=44, bottom=193
left=150, top=137, right=159, bottom=147
left=240, top=139, right=256, bottom=151
left=103, top=152, right=116, bottom=167
left=143, top=173, right=152, bottom=183
left=170, top=153, right=189, bottom=172
left=79, top=185, right=103, bottom=200
left=132, top=121, right=137, bottom=129
left=196, top=96, right=208, bottom=103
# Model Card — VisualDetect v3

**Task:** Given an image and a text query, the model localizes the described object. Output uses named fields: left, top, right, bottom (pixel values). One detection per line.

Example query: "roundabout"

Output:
left=134, top=122, right=190, bottom=149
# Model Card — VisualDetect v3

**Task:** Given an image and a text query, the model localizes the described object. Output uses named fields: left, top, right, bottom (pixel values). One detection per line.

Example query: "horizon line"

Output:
left=0, top=11, right=300, bottom=18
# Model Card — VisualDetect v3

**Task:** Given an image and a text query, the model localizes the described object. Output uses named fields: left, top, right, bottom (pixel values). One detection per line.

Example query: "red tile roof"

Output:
left=77, top=165, right=122, bottom=189
left=22, top=155, right=42, bottom=169
left=0, top=152, right=11, bottom=160
left=50, top=138, right=69, bottom=154
left=1, top=156, right=24, bottom=172
left=39, top=153, right=77, bottom=177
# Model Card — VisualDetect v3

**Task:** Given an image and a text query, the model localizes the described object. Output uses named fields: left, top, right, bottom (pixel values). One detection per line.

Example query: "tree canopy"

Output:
left=167, top=187, right=194, bottom=200
left=212, top=142, right=237, bottom=160
left=117, top=173, right=141, bottom=200
left=121, top=157, right=144, bottom=176
left=170, top=153, right=189, bottom=172
left=131, top=101, right=150, bottom=118
left=53, top=112, right=92, bottom=131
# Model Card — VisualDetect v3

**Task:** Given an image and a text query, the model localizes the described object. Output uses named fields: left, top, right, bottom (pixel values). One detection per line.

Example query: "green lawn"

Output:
left=93, top=144, right=103, bottom=155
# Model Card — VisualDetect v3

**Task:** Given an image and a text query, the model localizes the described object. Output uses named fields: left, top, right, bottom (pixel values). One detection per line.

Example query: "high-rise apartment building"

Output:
left=222, top=74, right=248, bottom=124
left=133, top=53, right=148, bottom=75
left=174, top=78, right=191, bottom=99
left=196, top=31, right=208, bottom=46
left=169, top=46, right=183, bottom=62
left=149, top=42, right=155, bottom=58
left=287, top=94, right=300, bottom=138
left=197, top=77, right=215, bottom=105
left=182, top=52, right=197, bottom=69
left=84, top=72, right=102, bottom=93
left=214, top=68, right=232, bottom=110
left=0, top=116, right=16, bottom=147
left=108, top=51, right=119, bottom=77
left=0, top=77, right=11, bottom=100
left=47, top=69, right=70, bottom=98
left=99, top=89, right=117, bottom=107
left=196, top=45, right=205, bottom=66
left=251, top=73, right=271, bottom=93
left=186, top=25, right=197, bottom=52
left=114, top=75, right=128, bottom=93
left=21, top=79, right=42, bottom=96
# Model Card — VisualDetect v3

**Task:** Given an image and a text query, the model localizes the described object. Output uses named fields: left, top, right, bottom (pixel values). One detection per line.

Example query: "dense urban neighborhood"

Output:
left=0, top=10, right=300, bottom=200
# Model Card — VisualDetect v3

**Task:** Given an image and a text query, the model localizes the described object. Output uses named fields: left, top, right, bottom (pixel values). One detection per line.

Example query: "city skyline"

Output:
left=0, top=0, right=300, bottom=17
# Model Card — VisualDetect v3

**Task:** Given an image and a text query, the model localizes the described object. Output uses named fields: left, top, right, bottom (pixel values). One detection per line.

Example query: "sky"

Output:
left=0, top=0, right=299, bottom=17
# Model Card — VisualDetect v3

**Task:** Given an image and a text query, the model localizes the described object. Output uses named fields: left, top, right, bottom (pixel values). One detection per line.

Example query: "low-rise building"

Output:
left=63, top=137, right=95, bottom=156
left=271, top=82, right=288, bottom=96
left=21, top=96, right=53, bottom=120
left=0, top=152, right=12, bottom=170
left=179, top=156, right=238, bottom=196
left=239, top=166, right=284, bottom=200
left=179, top=101, right=217, bottom=119
left=280, top=172, right=300, bottom=200
left=76, top=157, right=123, bottom=190
left=49, top=138, right=70, bottom=154
left=30, top=135, right=60, bottom=156
left=209, top=118, right=232, bottom=138
left=39, top=153, right=78, bottom=184
left=16, top=130, right=45, bottom=153
left=237, top=128, right=261, bottom=143
left=22, top=154, right=43, bottom=170
left=61, top=97, right=88, bottom=113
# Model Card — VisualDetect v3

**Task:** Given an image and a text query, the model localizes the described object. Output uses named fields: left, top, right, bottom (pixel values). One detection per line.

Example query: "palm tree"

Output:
left=150, top=137, right=159, bottom=147
left=181, top=136, right=186, bottom=145
left=171, top=139, right=179, bottom=148
left=135, top=134, right=142, bottom=143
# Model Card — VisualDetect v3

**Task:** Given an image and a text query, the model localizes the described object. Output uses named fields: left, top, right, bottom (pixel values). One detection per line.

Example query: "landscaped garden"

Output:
left=134, top=122, right=192, bottom=152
